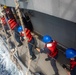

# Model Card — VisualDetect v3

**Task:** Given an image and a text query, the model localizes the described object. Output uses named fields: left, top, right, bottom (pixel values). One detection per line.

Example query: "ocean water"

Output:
left=0, top=37, right=23, bottom=75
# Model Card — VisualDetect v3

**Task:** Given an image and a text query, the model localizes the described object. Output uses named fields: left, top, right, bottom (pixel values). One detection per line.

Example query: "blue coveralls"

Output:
left=28, top=37, right=36, bottom=58
left=14, top=26, right=22, bottom=45
left=40, top=48, right=59, bottom=75
left=71, top=65, right=76, bottom=75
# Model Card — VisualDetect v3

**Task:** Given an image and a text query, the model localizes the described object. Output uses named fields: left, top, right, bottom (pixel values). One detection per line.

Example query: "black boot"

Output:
left=53, top=74, right=59, bottom=75
left=45, top=57, right=50, bottom=61
left=7, top=34, right=11, bottom=38
left=31, top=54, right=36, bottom=60
left=18, top=42, right=23, bottom=47
left=21, top=37, right=24, bottom=41
left=53, top=72, right=59, bottom=75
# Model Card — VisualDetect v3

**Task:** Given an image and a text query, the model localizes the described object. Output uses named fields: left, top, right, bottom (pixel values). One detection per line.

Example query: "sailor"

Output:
left=3, top=5, right=15, bottom=19
left=0, top=16, right=11, bottom=38
left=17, top=26, right=36, bottom=60
left=0, top=5, right=11, bottom=38
left=7, top=18, right=23, bottom=47
left=36, top=35, right=59, bottom=75
left=65, top=48, right=76, bottom=75
left=3, top=5, right=23, bottom=47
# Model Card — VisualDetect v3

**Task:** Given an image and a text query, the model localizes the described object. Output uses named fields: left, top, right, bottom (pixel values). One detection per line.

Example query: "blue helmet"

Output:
left=17, top=26, right=23, bottom=32
left=42, top=35, right=52, bottom=43
left=65, top=48, right=76, bottom=58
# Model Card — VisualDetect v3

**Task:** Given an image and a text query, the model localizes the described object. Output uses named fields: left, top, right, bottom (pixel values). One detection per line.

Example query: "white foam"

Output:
left=0, top=37, right=24, bottom=75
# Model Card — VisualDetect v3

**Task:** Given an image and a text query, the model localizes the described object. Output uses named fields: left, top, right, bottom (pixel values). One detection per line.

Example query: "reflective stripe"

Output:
left=46, top=41, right=58, bottom=57
left=8, top=19, right=17, bottom=30
left=47, top=44, right=52, bottom=47
left=20, top=28, right=32, bottom=42
left=22, top=31, right=24, bottom=34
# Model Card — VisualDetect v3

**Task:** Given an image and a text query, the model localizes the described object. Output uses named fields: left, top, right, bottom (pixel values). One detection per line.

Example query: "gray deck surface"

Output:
left=0, top=30, right=69, bottom=75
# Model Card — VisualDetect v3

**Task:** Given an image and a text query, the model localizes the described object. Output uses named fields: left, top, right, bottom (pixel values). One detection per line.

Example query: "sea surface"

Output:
left=0, top=37, right=23, bottom=75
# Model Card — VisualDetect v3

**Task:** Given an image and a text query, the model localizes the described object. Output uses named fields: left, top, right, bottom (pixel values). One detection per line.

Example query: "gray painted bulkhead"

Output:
left=0, top=0, right=76, bottom=23
left=0, top=0, right=76, bottom=49
left=30, top=11, right=76, bottom=49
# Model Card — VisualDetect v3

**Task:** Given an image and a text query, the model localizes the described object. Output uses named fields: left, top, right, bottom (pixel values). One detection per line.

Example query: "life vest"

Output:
left=45, top=41, right=58, bottom=58
left=0, top=17, right=6, bottom=25
left=20, top=28, right=32, bottom=42
left=8, top=19, right=17, bottom=30
left=70, top=59, right=76, bottom=70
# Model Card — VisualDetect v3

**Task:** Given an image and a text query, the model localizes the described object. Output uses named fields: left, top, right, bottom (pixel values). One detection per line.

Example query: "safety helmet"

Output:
left=42, top=35, right=52, bottom=43
left=65, top=48, right=76, bottom=58
left=17, top=26, right=23, bottom=32
left=3, top=5, right=7, bottom=9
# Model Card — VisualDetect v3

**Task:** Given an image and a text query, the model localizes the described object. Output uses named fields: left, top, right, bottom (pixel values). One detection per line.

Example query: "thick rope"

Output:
left=14, top=0, right=32, bottom=75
